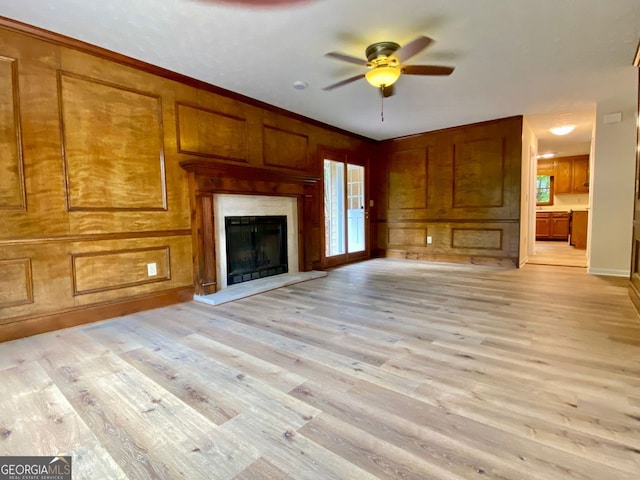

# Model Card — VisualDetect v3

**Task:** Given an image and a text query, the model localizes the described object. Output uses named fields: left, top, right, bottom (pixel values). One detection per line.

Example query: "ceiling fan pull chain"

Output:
left=380, top=87, right=384, bottom=122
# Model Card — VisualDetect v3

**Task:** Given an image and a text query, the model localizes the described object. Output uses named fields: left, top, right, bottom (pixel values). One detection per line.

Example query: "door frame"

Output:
left=319, top=147, right=370, bottom=269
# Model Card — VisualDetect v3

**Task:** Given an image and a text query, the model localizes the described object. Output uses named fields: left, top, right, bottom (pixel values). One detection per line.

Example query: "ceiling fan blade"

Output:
left=322, top=73, right=366, bottom=91
left=381, top=84, right=395, bottom=98
left=401, top=65, right=455, bottom=76
left=325, top=51, right=368, bottom=66
left=395, top=35, right=434, bottom=63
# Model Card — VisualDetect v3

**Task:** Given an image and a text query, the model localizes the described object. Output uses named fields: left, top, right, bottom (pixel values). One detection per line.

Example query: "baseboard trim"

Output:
left=0, top=286, right=194, bottom=343
left=587, top=268, right=630, bottom=277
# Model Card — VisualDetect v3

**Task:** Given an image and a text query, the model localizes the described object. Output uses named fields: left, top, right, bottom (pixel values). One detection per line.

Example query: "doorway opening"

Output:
left=530, top=155, right=590, bottom=268
left=322, top=151, right=368, bottom=268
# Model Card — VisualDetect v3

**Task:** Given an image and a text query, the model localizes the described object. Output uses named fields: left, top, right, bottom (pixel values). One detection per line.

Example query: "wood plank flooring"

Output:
left=1, top=258, right=639, bottom=479
left=527, top=240, right=588, bottom=268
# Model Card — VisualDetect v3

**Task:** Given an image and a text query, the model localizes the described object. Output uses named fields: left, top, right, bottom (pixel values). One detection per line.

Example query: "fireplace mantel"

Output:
left=180, top=160, right=320, bottom=188
left=180, top=160, right=320, bottom=295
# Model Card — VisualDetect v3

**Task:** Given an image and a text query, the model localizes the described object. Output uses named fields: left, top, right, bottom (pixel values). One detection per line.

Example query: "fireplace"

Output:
left=225, top=215, right=288, bottom=285
left=214, top=194, right=299, bottom=290
left=180, top=161, right=318, bottom=295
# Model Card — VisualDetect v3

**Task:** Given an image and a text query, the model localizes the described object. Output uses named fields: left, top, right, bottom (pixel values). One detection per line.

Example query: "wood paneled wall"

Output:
left=371, top=116, right=523, bottom=265
left=0, top=18, right=525, bottom=341
left=0, top=21, right=371, bottom=341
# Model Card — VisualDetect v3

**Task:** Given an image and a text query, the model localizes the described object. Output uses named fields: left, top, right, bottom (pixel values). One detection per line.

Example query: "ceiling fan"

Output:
left=323, top=35, right=455, bottom=98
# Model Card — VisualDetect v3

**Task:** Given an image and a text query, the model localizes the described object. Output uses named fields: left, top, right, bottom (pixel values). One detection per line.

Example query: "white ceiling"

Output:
left=0, top=0, right=638, bottom=153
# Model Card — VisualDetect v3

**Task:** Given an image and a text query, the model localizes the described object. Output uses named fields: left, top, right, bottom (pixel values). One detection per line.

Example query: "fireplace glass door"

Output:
left=225, top=215, right=288, bottom=285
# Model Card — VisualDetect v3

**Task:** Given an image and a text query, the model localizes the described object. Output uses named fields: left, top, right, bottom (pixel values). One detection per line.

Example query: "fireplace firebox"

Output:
left=225, top=215, right=288, bottom=286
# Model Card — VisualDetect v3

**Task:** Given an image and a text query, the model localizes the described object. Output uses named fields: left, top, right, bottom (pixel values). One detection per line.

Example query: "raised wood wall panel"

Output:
left=263, top=125, right=310, bottom=170
left=197, top=194, right=217, bottom=295
left=0, top=56, right=25, bottom=210
left=388, top=149, right=428, bottom=210
left=373, top=116, right=522, bottom=264
left=59, top=71, right=167, bottom=211
left=452, top=138, right=504, bottom=208
left=379, top=222, right=518, bottom=263
left=72, top=246, right=170, bottom=295
left=69, top=236, right=191, bottom=309
left=0, top=258, right=33, bottom=307
left=451, top=228, right=502, bottom=250
left=0, top=38, right=71, bottom=240
left=0, top=235, right=192, bottom=324
left=303, top=187, right=322, bottom=267
left=176, top=102, right=248, bottom=162
left=388, top=228, right=427, bottom=247
left=0, top=243, right=73, bottom=323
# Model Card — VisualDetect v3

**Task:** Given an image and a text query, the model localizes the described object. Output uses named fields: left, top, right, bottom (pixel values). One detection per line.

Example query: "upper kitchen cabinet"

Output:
left=571, top=156, right=590, bottom=193
left=539, top=155, right=589, bottom=195
left=537, top=159, right=555, bottom=176
left=554, top=158, right=573, bottom=194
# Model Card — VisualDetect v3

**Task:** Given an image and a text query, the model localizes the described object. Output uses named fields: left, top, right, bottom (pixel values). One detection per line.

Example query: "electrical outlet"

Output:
left=147, top=262, right=157, bottom=277
left=426, top=236, right=433, bottom=245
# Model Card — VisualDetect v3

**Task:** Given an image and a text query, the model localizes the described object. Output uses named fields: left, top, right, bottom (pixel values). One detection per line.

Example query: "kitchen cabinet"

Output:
left=572, top=157, right=589, bottom=193
left=537, top=155, right=589, bottom=195
left=554, top=158, right=573, bottom=194
left=536, top=212, right=551, bottom=238
left=536, top=211, right=570, bottom=240
left=537, top=159, right=555, bottom=176
left=570, top=210, right=588, bottom=249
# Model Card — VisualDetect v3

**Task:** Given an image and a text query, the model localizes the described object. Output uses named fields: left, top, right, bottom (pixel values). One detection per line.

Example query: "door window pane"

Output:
left=324, top=159, right=345, bottom=256
left=347, top=164, right=365, bottom=253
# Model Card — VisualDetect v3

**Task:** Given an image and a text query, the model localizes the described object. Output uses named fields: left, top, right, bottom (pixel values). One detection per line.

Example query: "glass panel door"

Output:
left=324, top=159, right=345, bottom=257
left=347, top=164, right=365, bottom=253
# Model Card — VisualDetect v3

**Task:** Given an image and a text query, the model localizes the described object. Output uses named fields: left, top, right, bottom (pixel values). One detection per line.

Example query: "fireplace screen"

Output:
left=225, top=215, right=288, bottom=286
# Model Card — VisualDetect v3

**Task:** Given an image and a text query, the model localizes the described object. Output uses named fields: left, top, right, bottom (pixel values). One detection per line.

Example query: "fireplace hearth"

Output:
left=225, top=215, right=288, bottom=286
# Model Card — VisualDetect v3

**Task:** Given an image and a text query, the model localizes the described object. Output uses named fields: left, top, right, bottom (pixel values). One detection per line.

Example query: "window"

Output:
left=536, top=175, right=553, bottom=205
left=324, top=159, right=345, bottom=257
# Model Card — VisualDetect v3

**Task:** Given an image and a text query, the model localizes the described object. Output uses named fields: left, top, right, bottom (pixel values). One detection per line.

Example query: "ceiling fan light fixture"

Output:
left=365, top=65, right=401, bottom=88
left=549, top=125, right=576, bottom=136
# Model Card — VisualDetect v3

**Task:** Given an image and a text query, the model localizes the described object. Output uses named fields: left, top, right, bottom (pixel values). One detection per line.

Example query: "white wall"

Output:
left=520, top=118, right=537, bottom=266
left=589, top=67, right=638, bottom=277
left=537, top=193, right=589, bottom=212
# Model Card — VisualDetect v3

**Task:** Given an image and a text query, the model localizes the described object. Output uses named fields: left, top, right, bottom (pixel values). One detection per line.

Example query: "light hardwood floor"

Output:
left=527, top=241, right=588, bottom=268
left=1, top=258, right=639, bottom=479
